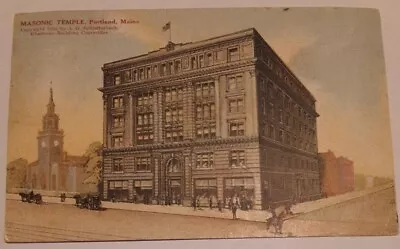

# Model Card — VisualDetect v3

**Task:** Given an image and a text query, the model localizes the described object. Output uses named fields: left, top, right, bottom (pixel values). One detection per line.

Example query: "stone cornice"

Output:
left=103, top=136, right=260, bottom=154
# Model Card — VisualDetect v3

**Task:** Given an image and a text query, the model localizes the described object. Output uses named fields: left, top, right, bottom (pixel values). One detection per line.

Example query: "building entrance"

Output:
left=165, top=158, right=183, bottom=205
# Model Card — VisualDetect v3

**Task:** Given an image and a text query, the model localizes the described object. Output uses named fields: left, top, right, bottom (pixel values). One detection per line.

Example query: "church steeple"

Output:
left=42, top=82, right=60, bottom=131
left=47, top=82, right=55, bottom=115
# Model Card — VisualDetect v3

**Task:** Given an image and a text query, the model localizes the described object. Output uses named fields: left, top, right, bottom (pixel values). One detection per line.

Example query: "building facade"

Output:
left=27, top=88, right=90, bottom=194
left=319, top=150, right=355, bottom=197
left=100, top=28, right=320, bottom=210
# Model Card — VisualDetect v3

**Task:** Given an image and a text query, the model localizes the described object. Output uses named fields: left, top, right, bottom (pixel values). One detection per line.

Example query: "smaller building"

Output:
left=319, top=150, right=355, bottom=197
left=26, top=87, right=94, bottom=194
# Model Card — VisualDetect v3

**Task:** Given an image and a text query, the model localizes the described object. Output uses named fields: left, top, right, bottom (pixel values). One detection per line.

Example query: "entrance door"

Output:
left=165, top=158, right=183, bottom=204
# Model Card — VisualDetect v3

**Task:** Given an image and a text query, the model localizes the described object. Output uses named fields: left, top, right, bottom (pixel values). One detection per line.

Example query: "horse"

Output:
left=266, top=211, right=286, bottom=234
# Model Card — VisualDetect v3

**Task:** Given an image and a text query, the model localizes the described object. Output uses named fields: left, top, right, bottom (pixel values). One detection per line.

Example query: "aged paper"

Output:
left=3, top=7, right=399, bottom=243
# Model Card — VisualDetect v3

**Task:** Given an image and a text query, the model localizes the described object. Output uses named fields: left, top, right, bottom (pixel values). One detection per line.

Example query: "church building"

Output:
left=27, top=87, right=89, bottom=193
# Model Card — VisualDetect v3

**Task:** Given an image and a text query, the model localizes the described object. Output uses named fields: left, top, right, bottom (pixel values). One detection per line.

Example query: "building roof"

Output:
left=103, top=28, right=256, bottom=69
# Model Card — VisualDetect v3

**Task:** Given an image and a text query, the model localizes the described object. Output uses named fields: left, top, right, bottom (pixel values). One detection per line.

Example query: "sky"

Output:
left=7, top=8, right=394, bottom=178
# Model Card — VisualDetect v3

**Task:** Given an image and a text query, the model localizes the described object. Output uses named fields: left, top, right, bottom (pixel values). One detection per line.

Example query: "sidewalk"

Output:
left=6, top=182, right=393, bottom=223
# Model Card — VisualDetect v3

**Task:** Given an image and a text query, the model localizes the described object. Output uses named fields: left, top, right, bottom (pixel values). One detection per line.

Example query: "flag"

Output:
left=162, top=22, right=171, bottom=32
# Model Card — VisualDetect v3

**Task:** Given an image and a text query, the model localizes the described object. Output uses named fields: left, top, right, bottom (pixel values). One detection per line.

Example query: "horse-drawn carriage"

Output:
left=73, top=194, right=102, bottom=210
left=19, top=191, right=43, bottom=204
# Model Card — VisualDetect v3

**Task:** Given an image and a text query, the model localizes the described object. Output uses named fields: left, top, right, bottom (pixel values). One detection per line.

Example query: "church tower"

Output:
left=37, top=86, right=64, bottom=190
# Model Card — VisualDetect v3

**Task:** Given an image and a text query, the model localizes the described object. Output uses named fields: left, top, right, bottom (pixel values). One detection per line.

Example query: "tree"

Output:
left=82, top=141, right=103, bottom=193
left=6, top=158, right=28, bottom=191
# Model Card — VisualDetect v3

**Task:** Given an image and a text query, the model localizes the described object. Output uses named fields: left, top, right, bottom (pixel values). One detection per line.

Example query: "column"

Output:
left=153, top=153, right=161, bottom=198
left=183, top=83, right=195, bottom=139
left=102, top=94, right=108, bottom=147
left=126, top=93, right=133, bottom=146
left=253, top=173, right=262, bottom=210
left=154, top=88, right=164, bottom=142
left=183, top=151, right=192, bottom=205
left=103, top=179, right=108, bottom=200
left=214, top=76, right=221, bottom=137
left=219, top=75, right=228, bottom=138
left=245, top=71, right=258, bottom=137
left=217, top=177, right=224, bottom=202
left=128, top=179, right=134, bottom=201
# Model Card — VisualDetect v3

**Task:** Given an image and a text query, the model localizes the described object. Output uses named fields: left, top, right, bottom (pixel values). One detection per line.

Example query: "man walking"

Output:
left=232, top=202, right=237, bottom=219
left=209, top=197, right=213, bottom=209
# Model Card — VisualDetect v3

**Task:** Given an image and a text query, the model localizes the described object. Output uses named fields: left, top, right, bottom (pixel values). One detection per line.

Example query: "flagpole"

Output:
left=169, top=23, right=172, bottom=42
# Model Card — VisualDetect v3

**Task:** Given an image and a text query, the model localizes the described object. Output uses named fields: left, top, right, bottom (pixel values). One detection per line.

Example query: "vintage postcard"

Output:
left=4, top=7, right=399, bottom=243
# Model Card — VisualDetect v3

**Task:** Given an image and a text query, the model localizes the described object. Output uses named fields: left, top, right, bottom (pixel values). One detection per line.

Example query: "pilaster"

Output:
left=183, top=82, right=195, bottom=139
left=214, top=77, right=221, bottom=137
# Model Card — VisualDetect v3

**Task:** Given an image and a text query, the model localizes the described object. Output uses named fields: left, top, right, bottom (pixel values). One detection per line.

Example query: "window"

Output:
left=113, top=116, right=124, bottom=128
left=206, top=53, right=213, bottom=66
left=165, top=107, right=183, bottom=124
left=191, top=57, right=197, bottom=69
left=195, top=82, right=214, bottom=99
left=199, top=55, right=205, bottom=68
left=196, top=153, right=214, bottom=169
left=112, top=136, right=123, bottom=148
left=278, top=130, right=283, bottom=142
left=230, top=150, right=245, bottom=168
left=216, top=50, right=224, bottom=61
left=112, top=96, right=124, bottom=108
left=227, top=75, right=243, bottom=91
left=124, top=70, right=131, bottom=82
left=137, top=93, right=153, bottom=106
left=229, top=98, right=244, bottom=113
left=136, top=157, right=151, bottom=172
left=175, top=60, right=181, bottom=73
left=162, top=64, right=167, bottom=76
left=228, top=47, right=239, bottom=62
left=269, top=125, right=274, bottom=139
left=139, top=69, right=145, bottom=80
left=114, top=75, right=121, bottom=85
left=147, top=67, right=151, bottom=79
left=112, top=158, right=123, bottom=172
left=229, top=120, right=245, bottom=136
left=153, top=65, right=158, bottom=76
left=133, top=70, right=138, bottom=81
left=136, top=92, right=154, bottom=145
left=196, top=124, right=216, bottom=139
left=165, top=87, right=183, bottom=102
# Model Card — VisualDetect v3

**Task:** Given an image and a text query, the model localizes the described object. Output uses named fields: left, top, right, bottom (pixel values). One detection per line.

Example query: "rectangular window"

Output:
left=124, top=70, right=131, bottom=82
left=113, top=116, right=125, bottom=128
left=228, top=98, right=244, bottom=113
left=136, top=157, right=151, bottom=172
left=191, top=57, right=197, bottom=69
left=153, top=65, right=158, bottom=76
left=133, top=70, right=138, bottom=81
left=112, top=136, right=123, bottom=148
left=196, top=153, right=214, bottom=169
left=139, top=69, right=145, bottom=80
left=229, top=120, right=245, bottom=136
left=199, top=55, right=205, bottom=68
left=112, top=96, right=124, bottom=108
left=114, top=75, right=121, bottom=85
left=227, top=75, right=244, bottom=91
left=175, top=60, right=181, bottom=73
left=112, top=158, right=123, bottom=172
left=162, top=64, right=167, bottom=75
left=230, top=150, right=245, bottom=168
left=206, top=53, right=213, bottom=66
left=228, top=47, right=239, bottom=62
left=146, top=67, right=151, bottom=79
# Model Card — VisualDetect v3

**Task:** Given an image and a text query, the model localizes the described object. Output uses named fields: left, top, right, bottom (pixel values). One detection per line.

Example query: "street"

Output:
left=4, top=187, right=398, bottom=242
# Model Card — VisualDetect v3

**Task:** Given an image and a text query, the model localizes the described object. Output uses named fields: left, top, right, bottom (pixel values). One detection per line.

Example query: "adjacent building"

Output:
left=27, top=88, right=90, bottom=194
left=99, top=28, right=321, bottom=210
left=319, top=150, right=355, bottom=197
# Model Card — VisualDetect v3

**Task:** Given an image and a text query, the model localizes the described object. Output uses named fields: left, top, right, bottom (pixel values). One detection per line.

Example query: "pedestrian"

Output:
left=192, top=198, right=197, bottom=211
left=209, top=197, right=213, bottom=209
left=232, top=202, right=237, bottom=219
left=218, top=200, right=223, bottom=212
left=197, top=198, right=200, bottom=209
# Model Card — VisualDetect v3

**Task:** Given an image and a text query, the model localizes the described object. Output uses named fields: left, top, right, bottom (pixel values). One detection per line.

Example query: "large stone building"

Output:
left=319, top=150, right=355, bottom=197
left=27, top=88, right=89, bottom=193
left=99, top=28, right=321, bottom=210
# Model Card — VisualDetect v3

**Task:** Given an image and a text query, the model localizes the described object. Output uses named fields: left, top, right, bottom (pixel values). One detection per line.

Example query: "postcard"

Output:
left=4, top=7, right=398, bottom=243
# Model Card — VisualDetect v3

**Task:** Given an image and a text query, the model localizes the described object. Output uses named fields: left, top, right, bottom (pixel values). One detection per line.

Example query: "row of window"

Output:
left=259, top=77, right=315, bottom=128
left=265, top=153, right=318, bottom=171
left=262, top=124, right=317, bottom=152
left=259, top=48, right=314, bottom=106
left=112, top=47, right=241, bottom=86
left=111, top=150, right=248, bottom=173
